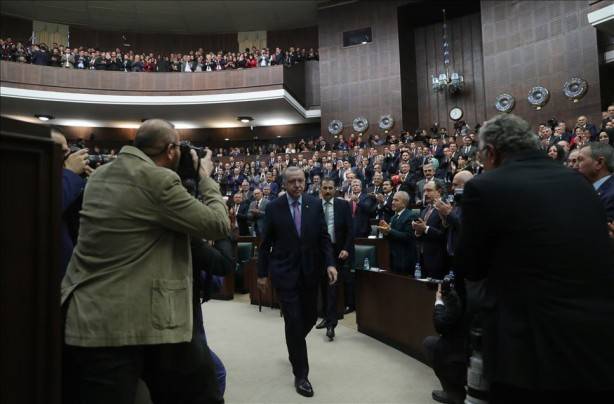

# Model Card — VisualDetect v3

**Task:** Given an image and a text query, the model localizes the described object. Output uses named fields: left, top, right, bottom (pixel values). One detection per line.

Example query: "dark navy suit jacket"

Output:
left=352, top=193, right=377, bottom=238
left=327, top=198, right=354, bottom=262
left=258, top=194, right=335, bottom=290
left=596, top=175, right=614, bottom=220
left=386, top=209, right=417, bottom=275
left=61, top=169, right=85, bottom=275
left=418, top=205, right=447, bottom=279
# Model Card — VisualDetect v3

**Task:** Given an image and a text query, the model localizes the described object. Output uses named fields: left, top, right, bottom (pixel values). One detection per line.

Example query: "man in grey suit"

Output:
left=61, top=119, right=230, bottom=404
left=248, top=187, right=269, bottom=237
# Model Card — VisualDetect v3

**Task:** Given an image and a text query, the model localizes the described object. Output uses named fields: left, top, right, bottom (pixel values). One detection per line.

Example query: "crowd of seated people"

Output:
left=0, top=37, right=318, bottom=72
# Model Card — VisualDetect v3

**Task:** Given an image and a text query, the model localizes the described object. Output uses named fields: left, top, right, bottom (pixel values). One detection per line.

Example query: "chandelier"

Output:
left=432, top=9, right=464, bottom=94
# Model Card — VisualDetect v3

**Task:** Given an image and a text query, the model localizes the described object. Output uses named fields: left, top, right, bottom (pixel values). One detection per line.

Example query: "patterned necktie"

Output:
left=292, top=200, right=301, bottom=235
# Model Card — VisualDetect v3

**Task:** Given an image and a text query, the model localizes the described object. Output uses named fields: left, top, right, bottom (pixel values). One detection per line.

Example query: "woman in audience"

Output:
left=598, top=131, right=611, bottom=145
left=548, top=144, right=566, bottom=163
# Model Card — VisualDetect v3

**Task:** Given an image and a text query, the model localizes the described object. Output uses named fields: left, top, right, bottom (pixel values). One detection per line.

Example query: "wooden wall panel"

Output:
left=318, top=1, right=405, bottom=139
left=414, top=12, right=487, bottom=133
left=0, top=15, right=32, bottom=42
left=0, top=61, right=285, bottom=95
left=481, top=1, right=601, bottom=128
left=266, top=26, right=319, bottom=51
left=0, top=118, right=62, bottom=404
left=305, top=60, right=320, bottom=107
left=68, top=25, right=238, bottom=54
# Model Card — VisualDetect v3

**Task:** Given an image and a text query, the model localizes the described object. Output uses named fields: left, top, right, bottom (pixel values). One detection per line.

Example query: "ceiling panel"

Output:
left=1, top=1, right=323, bottom=34
left=0, top=96, right=319, bottom=129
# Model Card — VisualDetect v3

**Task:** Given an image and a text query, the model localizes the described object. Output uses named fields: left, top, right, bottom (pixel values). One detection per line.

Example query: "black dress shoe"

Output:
left=326, top=326, right=335, bottom=341
left=295, top=378, right=314, bottom=397
left=432, top=390, right=464, bottom=404
left=315, top=319, right=327, bottom=329
left=343, top=306, right=355, bottom=314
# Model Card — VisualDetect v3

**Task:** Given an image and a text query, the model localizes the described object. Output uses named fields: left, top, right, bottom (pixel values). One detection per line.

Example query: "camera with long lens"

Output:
left=69, top=142, right=114, bottom=168
left=176, top=141, right=207, bottom=197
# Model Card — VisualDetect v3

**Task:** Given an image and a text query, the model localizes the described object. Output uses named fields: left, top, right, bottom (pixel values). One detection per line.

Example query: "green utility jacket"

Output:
left=61, top=146, right=229, bottom=347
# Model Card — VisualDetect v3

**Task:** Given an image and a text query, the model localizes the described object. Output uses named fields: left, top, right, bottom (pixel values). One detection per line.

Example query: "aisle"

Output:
left=204, top=298, right=439, bottom=404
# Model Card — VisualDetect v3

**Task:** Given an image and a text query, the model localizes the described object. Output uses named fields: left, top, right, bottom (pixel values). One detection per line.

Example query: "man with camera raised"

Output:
left=61, top=119, right=230, bottom=404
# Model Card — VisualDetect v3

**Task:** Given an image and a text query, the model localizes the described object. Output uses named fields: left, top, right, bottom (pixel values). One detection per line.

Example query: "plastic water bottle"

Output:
left=363, top=257, right=370, bottom=271
left=414, top=262, right=422, bottom=279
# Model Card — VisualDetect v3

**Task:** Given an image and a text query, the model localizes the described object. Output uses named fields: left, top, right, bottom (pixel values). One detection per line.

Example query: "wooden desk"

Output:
left=356, top=270, right=436, bottom=363
left=211, top=272, right=235, bottom=300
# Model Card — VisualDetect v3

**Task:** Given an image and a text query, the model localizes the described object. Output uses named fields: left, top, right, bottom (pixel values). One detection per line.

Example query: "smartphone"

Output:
left=409, top=209, right=421, bottom=221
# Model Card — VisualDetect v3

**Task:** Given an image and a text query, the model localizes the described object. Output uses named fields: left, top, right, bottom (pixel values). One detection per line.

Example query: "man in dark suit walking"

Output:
left=377, top=191, right=417, bottom=275
left=412, top=181, right=447, bottom=279
left=457, top=114, right=614, bottom=403
left=315, top=177, right=354, bottom=340
left=258, top=167, right=338, bottom=398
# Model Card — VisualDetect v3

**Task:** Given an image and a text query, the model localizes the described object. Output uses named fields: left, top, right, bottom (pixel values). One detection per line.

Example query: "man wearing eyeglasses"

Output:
left=61, top=119, right=230, bottom=404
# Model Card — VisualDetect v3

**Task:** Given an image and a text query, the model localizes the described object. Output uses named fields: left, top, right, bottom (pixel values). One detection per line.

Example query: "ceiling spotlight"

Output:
left=238, top=116, right=254, bottom=123
left=276, top=135, right=281, bottom=138
left=224, top=138, right=230, bottom=141
left=35, top=114, right=53, bottom=121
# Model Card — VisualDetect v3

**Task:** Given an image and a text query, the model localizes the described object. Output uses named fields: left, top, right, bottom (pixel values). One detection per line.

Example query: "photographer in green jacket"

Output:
left=61, top=119, right=230, bottom=404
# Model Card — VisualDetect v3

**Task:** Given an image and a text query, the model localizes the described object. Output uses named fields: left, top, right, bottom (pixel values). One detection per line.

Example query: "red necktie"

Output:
left=352, top=200, right=357, bottom=216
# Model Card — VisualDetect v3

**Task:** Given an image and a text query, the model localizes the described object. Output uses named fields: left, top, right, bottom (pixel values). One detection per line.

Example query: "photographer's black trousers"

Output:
left=62, top=335, right=223, bottom=404
left=423, top=335, right=466, bottom=396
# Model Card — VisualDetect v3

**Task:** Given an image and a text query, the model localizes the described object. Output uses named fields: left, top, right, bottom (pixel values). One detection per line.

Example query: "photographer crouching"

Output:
left=423, top=170, right=474, bottom=404
left=61, top=119, right=230, bottom=404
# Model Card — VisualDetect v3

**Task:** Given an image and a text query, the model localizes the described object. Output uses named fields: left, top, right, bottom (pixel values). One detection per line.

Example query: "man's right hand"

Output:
left=257, top=277, right=268, bottom=293
left=65, top=149, right=89, bottom=175
left=198, top=148, right=214, bottom=178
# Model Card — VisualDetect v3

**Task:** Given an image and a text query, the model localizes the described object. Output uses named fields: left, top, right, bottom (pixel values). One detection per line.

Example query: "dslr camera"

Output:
left=69, top=141, right=114, bottom=168
left=176, top=141, right=208, bottom=196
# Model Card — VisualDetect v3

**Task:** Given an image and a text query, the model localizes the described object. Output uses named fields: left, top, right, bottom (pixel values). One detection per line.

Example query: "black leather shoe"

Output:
left=315, top=319, right=327, bottom=329
left=326, top=326, right=335, bottom=341
left=295, top=378, right=314, bottom=397
left=432, top=390, right=464, bottom=404
left=343, top=306, right=355, bottom=314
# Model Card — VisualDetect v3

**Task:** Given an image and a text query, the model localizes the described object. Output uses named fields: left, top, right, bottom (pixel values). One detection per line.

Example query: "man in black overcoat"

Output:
left=456, top=114, right=614, bottom=403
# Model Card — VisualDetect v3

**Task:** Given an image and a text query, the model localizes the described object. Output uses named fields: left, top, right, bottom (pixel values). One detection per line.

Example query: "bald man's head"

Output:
left=452, top=170, right=473, bottom=189
left=134, top=119, right=181, bottom=170
left=134, top=119, right=178, bottom=157
left=51, top=131, right=69, bottom=156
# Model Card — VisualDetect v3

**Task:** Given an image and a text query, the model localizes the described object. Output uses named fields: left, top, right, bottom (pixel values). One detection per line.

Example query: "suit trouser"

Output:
left=277, top=286, right=318, bottom=379
left=319, top=256, right=347, bottom=327
left=341, top=264, right=355, bottom=309
left=423, top=335, right=466, bottom=396
left=62, top=335, right=223, bottom=404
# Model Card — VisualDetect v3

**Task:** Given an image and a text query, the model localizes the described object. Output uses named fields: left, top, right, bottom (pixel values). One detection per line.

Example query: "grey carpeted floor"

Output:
left=203, top=298, right=440, bottom=404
